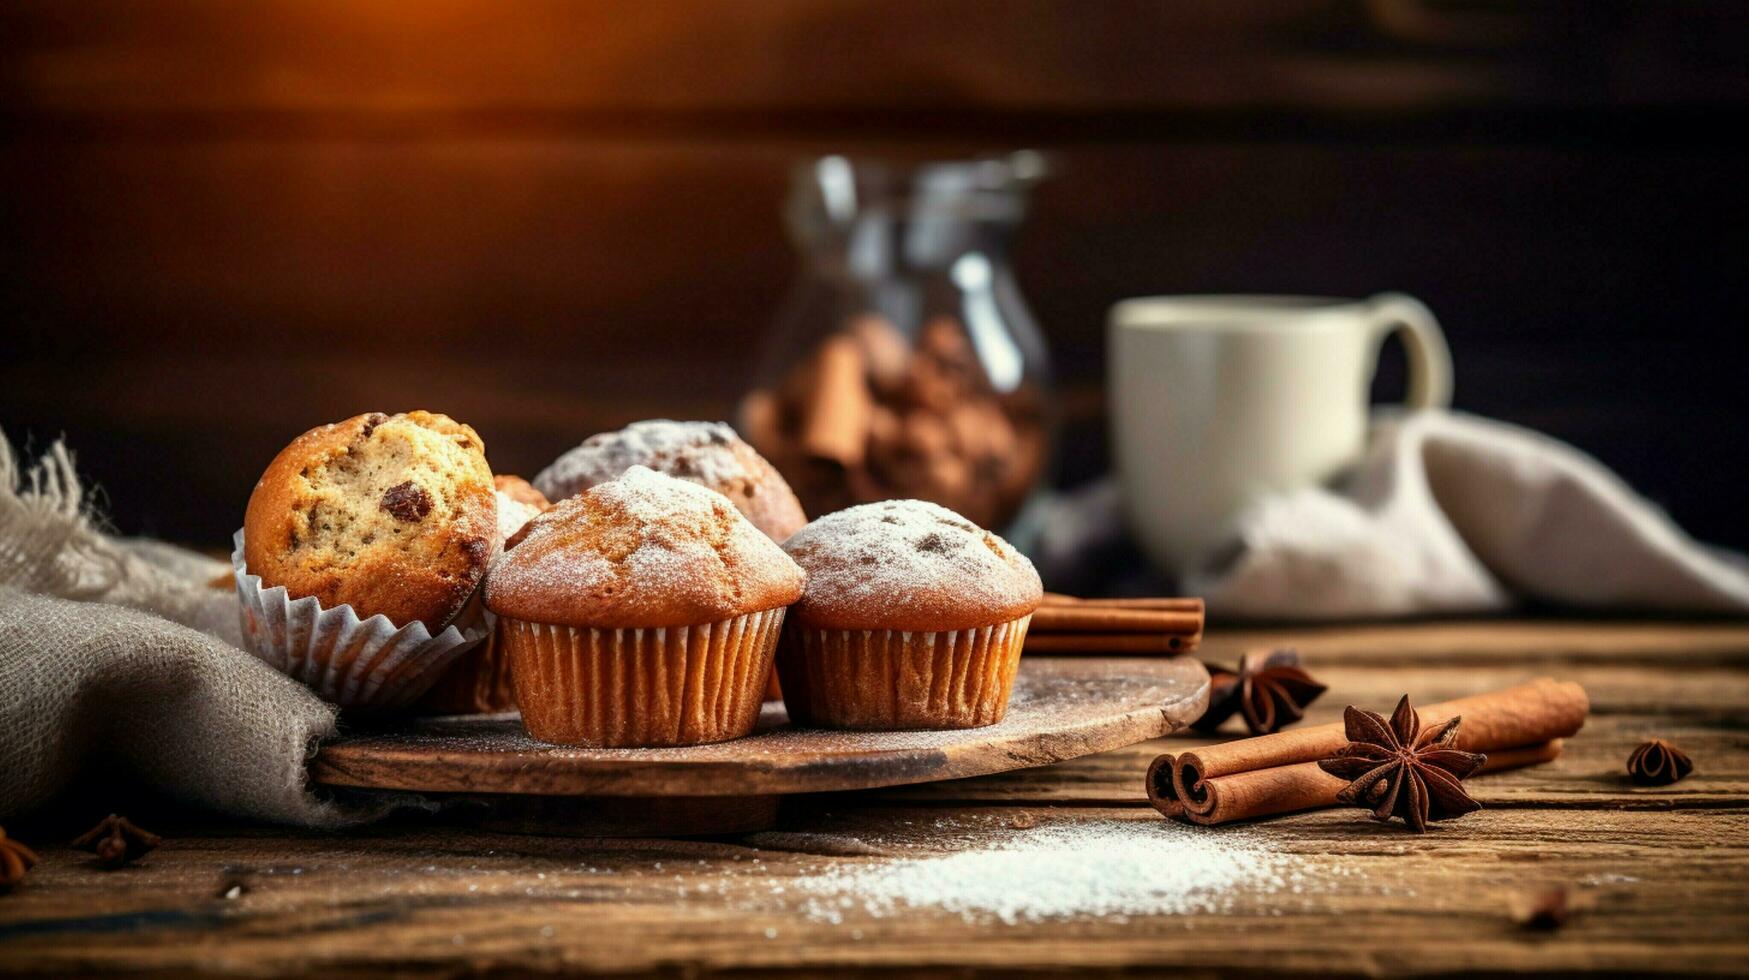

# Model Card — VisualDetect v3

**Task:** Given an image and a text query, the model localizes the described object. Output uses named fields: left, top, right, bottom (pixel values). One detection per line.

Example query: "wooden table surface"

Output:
left=3, top=619, right=1747, bottom=977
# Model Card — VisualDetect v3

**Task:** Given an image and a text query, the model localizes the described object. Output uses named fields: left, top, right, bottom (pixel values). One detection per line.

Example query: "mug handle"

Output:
left=1366, top=292, right=1453, bottom=409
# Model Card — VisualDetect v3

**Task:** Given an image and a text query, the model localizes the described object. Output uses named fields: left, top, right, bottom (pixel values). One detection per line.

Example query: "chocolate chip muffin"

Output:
left=533, top=420, right=807, bottom=542
left=487, top=466, right=806, bottom=747
left=776, top=499, right=1042, bottom=730
left=243, top=411, right=496, bottom=629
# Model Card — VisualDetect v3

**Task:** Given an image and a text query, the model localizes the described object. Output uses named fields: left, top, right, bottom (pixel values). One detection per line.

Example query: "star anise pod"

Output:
left=72, top=814, right=163, bottom=869
left=1193, top=648, right=1327, bottom=735
left=0, top=826, right=40, bottom=892
left=1318, top=695, right=1488, bottom=832
left=1626, top=739, right=1693, bottom=785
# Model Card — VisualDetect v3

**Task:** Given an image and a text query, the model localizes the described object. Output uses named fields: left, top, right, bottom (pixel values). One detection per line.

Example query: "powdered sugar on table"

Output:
left=784, top=816, right=1340, bottom=923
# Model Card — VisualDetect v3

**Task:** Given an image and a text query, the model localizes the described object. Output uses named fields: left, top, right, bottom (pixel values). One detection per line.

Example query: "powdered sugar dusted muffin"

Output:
left=416, top=475, right=551, bottom=716
left=777, top=499, right=1042, bottom=730
left=487, top=466, right=805, bottom=746
left=244, top=411, right=495, bottom=629
left=533, top=420, right=807, bottom=542
left=532, top=420, right=806, bottom=703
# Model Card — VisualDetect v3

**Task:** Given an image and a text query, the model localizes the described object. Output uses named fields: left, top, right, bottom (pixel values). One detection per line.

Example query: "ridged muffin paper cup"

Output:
left=500, top=607, right=787, bottom=748
left=231, top=530, right=489, bottom=711
left=777, top=614, right=1033, bottom=730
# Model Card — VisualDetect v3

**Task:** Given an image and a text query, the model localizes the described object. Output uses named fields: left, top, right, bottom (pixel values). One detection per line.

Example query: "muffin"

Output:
left=415, top=475, right=552, bottom=715
left=533, top=420, right=807, bottom=542
left=533, top=419, right=808, bottom=701
left=494, top=473, right=550, bottom=511
left=236, top=411, right=496, bottom=709
left=486, top=466, right=806, bottom=747
left=776, top=499, right=1042, bottom=730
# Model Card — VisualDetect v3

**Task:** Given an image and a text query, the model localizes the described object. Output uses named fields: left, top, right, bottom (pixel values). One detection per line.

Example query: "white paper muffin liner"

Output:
left=231, top=530, right=489, bottom=711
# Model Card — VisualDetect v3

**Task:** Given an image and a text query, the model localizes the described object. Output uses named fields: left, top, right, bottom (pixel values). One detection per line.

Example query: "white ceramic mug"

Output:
left=1109, top=293, right=1452, bottom=574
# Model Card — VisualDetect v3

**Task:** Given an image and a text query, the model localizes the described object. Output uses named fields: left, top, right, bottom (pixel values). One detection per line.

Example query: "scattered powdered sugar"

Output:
left=533, top=420, right=758, bottom=502
left=784, top=499, right=1041, bottom=624
left=315, top=813, right=1374, bottom=931
left=1582, top=872, right=1641, bottom=886
left=786, top=818, right=1328, bottom=924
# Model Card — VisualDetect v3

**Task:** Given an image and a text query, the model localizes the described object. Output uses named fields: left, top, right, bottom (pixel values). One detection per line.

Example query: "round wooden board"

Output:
left=311, top=656, right=1209, bottom=798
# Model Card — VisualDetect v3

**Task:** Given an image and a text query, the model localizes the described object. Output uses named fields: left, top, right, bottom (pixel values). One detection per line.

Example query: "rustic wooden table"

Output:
left=3, top=619, right=1746, bottom=976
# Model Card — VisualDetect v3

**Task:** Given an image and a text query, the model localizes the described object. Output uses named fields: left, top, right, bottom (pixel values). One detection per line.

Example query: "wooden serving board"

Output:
left=310, top=656, right=1208, bottom=835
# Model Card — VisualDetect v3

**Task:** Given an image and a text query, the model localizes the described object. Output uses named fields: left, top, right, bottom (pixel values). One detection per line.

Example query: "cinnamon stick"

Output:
left=1026, top=595, right=1205, bottom=653
left=1029, top=607, right=1204, bottom=635
left=798, top=335, right=873, bottom=468
left=1147, top=678, right=1587, bottom=826
left=739, top=388, right=782, bottom=453
left=1041, top=593, right=1204, bottom=613
left=1146, top=740, right=1566, bottom=823
left=1024, top=632, right=1202, bottom=654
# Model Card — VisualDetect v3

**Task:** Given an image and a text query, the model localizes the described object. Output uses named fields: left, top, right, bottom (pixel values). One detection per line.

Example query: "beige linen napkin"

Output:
left=0, top=432, right=365, bottom=826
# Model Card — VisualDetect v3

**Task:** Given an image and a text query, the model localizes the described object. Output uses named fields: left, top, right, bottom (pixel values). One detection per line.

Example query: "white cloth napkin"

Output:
left=1040, top=411, right=1749, bottom=619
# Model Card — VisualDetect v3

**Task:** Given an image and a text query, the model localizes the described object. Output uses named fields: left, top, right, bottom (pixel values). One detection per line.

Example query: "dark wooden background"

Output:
left=3, top=1, right=1746, bottom=554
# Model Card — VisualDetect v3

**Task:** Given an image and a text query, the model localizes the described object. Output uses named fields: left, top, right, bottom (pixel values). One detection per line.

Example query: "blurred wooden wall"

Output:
left=3, top=0, right=1747, bottom=550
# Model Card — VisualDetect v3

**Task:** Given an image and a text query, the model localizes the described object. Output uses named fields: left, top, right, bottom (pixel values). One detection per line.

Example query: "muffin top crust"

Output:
left=490, top=475, right=549, bottom=549
left=487, top=466, right=805, bottom=629
left=493, top=474, right=550, bottom=510
left=782, top=499, right=1042, bottom=632
left=533, top=420, right=807, bottom=542
left=494, top=491, right=544, bottom=549
left=243, top=410, right=495, bottom=628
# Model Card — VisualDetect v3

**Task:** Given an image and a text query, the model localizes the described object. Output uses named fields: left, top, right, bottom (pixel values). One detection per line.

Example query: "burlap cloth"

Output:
left=0, top=432, right=370, bottom=826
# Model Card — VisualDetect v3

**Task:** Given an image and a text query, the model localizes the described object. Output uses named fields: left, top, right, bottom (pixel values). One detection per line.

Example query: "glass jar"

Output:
left=738, top=153, right=1054, bottom=531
